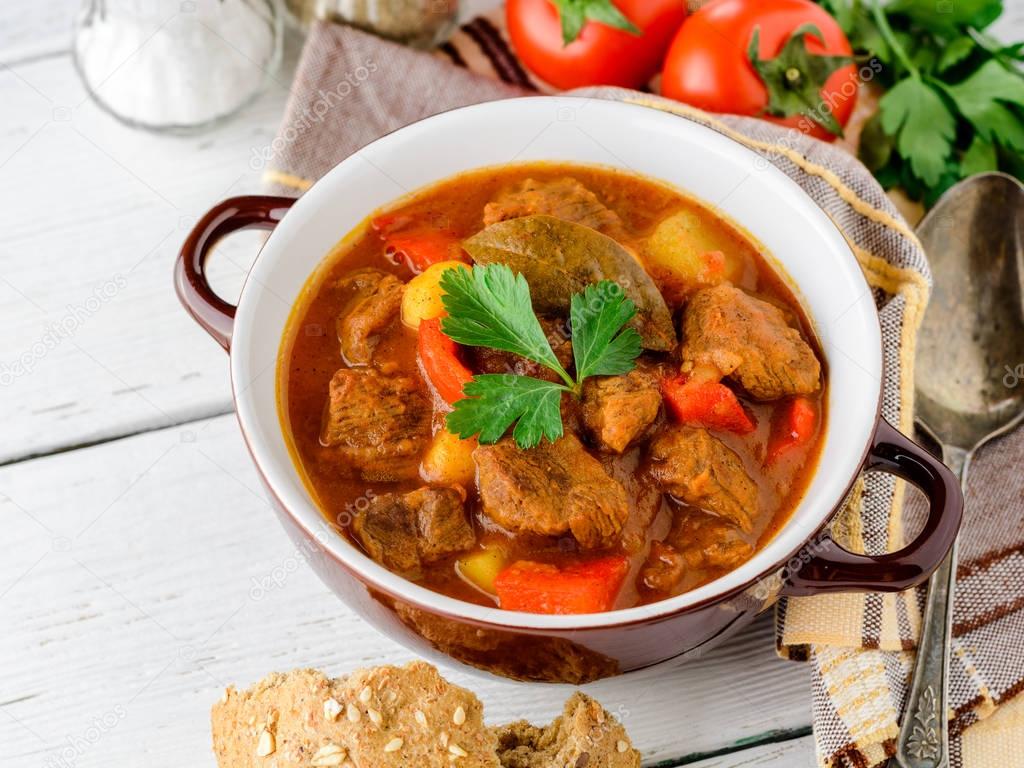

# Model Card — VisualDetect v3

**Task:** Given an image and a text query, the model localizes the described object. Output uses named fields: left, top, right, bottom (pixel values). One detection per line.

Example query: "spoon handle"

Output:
left=893, top=447, right=968, bottom=768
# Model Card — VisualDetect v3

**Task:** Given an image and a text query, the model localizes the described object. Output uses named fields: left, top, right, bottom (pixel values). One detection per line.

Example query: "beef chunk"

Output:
left=336, top=268, right=404, bottom=366
left=640, top=542, right=686, bottom=593
left=474, top=434, right=629, bottom=549
left=677, top=513, right=755, bottom=569
left=640, top=512, right=754, bottom=593
left=353, top=487, right=475, bottom=574
left=681, top=283, right=821, bottom=400
left=581, top=367, right=662, bottom=453
left=321, top=368, right=431, bottom=480
left=483, top=178, right=623, bottom=236
left=470, top=316, right=573, bottom=384
left=599, top=451, right=664, bottom=555
left=647, top=426, right=757, bottom=531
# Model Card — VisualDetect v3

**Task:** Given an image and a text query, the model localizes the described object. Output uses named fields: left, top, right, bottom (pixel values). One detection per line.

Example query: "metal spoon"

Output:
left=892, top=172, right=1024, bottom=768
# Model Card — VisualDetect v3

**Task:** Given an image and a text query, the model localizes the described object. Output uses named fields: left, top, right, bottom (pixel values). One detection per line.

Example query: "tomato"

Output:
left=660, top=0, right=857, bottom=141
left=506, top=0, right=687, bottom=90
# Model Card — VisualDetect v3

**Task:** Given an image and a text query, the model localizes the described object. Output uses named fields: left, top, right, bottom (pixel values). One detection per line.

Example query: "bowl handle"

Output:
left=781, top=418, right=963, bottom=596
left=174, top=195, right=295, bottom=351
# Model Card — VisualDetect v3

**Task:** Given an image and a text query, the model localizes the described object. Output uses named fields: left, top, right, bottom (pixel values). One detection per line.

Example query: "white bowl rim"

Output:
left=230, top=96, right=883, bottom=631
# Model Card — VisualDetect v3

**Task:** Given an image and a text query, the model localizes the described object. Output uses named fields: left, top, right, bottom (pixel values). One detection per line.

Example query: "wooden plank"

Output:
left=0, top=413, right=813, bottom=767
left=0, top=47, right=301, bottom=463
left=0, top=0, right=77, bottom=64
left=678, top=736, right=816, bottom=768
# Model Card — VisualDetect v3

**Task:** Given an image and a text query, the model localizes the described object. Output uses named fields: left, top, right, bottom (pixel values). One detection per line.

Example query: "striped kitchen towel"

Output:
left=260, top=16, right=1024, bottom=768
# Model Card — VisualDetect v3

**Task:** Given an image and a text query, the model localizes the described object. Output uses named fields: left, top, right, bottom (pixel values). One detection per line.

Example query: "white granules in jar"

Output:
left=74, top=0, right=280, bottom=130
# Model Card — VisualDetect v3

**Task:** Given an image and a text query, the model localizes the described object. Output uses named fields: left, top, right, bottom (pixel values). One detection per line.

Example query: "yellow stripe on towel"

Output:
left=262, top=168, right=315, bottom=193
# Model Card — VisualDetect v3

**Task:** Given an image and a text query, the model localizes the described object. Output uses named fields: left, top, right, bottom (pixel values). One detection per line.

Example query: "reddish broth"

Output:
left=279, top=163, right=827, bottom=611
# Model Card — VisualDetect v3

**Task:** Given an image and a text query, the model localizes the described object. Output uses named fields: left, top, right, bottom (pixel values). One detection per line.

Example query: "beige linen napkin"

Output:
left=261, top=18, right=1024, bottom=768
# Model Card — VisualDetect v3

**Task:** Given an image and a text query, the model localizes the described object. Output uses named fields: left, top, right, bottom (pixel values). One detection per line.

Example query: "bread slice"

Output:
left=211, top=663, right=641, bottom=768
left=493, top=693, right=640, bottom=768
left=212, top=662, right=498, bottom=767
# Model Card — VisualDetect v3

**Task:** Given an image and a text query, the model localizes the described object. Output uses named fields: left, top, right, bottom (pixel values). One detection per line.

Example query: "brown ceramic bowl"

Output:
left=175, top=98, right=962, bottom=683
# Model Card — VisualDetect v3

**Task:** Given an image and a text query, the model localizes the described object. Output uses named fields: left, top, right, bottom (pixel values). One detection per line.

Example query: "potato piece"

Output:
left=421, top=429, right=478, bottom=487
left=400, top=260, right=469, bottom=329
left=457, top=546, right=507, bottom=595
left=642, top=210, right=743, bottom=299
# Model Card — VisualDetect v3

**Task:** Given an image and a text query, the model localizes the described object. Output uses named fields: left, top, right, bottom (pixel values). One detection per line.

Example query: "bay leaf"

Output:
left=463, top=215, right=676, bottom=351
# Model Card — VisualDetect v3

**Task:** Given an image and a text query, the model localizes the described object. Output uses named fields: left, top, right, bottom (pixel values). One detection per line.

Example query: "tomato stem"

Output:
left=747, top=22, right=854, bottom=137
left=549, top=0, right=640, bottom=45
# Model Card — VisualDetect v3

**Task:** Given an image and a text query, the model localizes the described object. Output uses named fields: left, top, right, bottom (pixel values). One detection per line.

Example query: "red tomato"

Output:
left=506, top=0, right=687, bottom=90
left=661, top=0, right=857, bottom=141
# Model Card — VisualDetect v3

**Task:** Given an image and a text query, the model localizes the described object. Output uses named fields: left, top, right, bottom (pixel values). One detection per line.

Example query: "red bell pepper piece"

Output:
left=661, top=374, right=755, bottom=434
left=371, top=214, right=467, bottom=274
left=493, top=555, right=630, bottom=614
left=385, top=230, right=466, bottom=273
left=766, top=397, right=817, bottom=464
left=417, top=317, right=473, bottom=406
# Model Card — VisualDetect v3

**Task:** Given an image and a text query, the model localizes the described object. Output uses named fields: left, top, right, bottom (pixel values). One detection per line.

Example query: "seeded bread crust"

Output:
left=211, top=662, right=498, bottom=768
left=492, top=693, right=641, bottom=768
left=212, top=665, right=641, bottom=768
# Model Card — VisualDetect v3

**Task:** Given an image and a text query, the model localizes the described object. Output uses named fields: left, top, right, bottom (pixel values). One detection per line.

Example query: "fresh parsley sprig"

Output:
left=439, top=262, right=574, bottom=388
left=440, top=264, right=642, bottom=449
left=818, top=0, right=1024, bottom=205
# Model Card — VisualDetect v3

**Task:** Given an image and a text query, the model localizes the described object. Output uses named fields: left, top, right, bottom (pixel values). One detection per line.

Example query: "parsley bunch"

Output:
left=819, top=0, right=1024, bottom=205
left=439, top=264, right=642, bottom=449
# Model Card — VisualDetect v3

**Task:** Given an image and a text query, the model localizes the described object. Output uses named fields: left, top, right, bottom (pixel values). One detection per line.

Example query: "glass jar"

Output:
left=316, top=0, right=459, bottom=49
left=73, top=0, right=283, bottom=134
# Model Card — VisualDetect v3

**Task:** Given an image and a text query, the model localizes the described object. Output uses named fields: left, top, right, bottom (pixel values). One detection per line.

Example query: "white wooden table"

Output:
left=2, top=2, right=1020, bottom=766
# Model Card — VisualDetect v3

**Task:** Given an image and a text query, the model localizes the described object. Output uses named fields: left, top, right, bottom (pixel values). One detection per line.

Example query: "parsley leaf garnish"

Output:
left=440, top=264, right=641, bottom=449
left=446, top=375, right=566, bottom=447
left=439, top=264, right=572, bottom=387
left=570, top=282, right=643, bottom=381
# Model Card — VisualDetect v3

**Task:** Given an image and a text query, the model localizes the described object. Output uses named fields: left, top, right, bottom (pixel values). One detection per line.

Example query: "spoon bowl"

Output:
left=894, top=171, right=1024, bottom=768
left=916, top=172, right=1024, bottom=453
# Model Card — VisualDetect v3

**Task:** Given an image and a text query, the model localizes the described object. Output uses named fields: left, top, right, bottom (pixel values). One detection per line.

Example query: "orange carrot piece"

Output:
left=494, top=556, right=630, bottom=614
